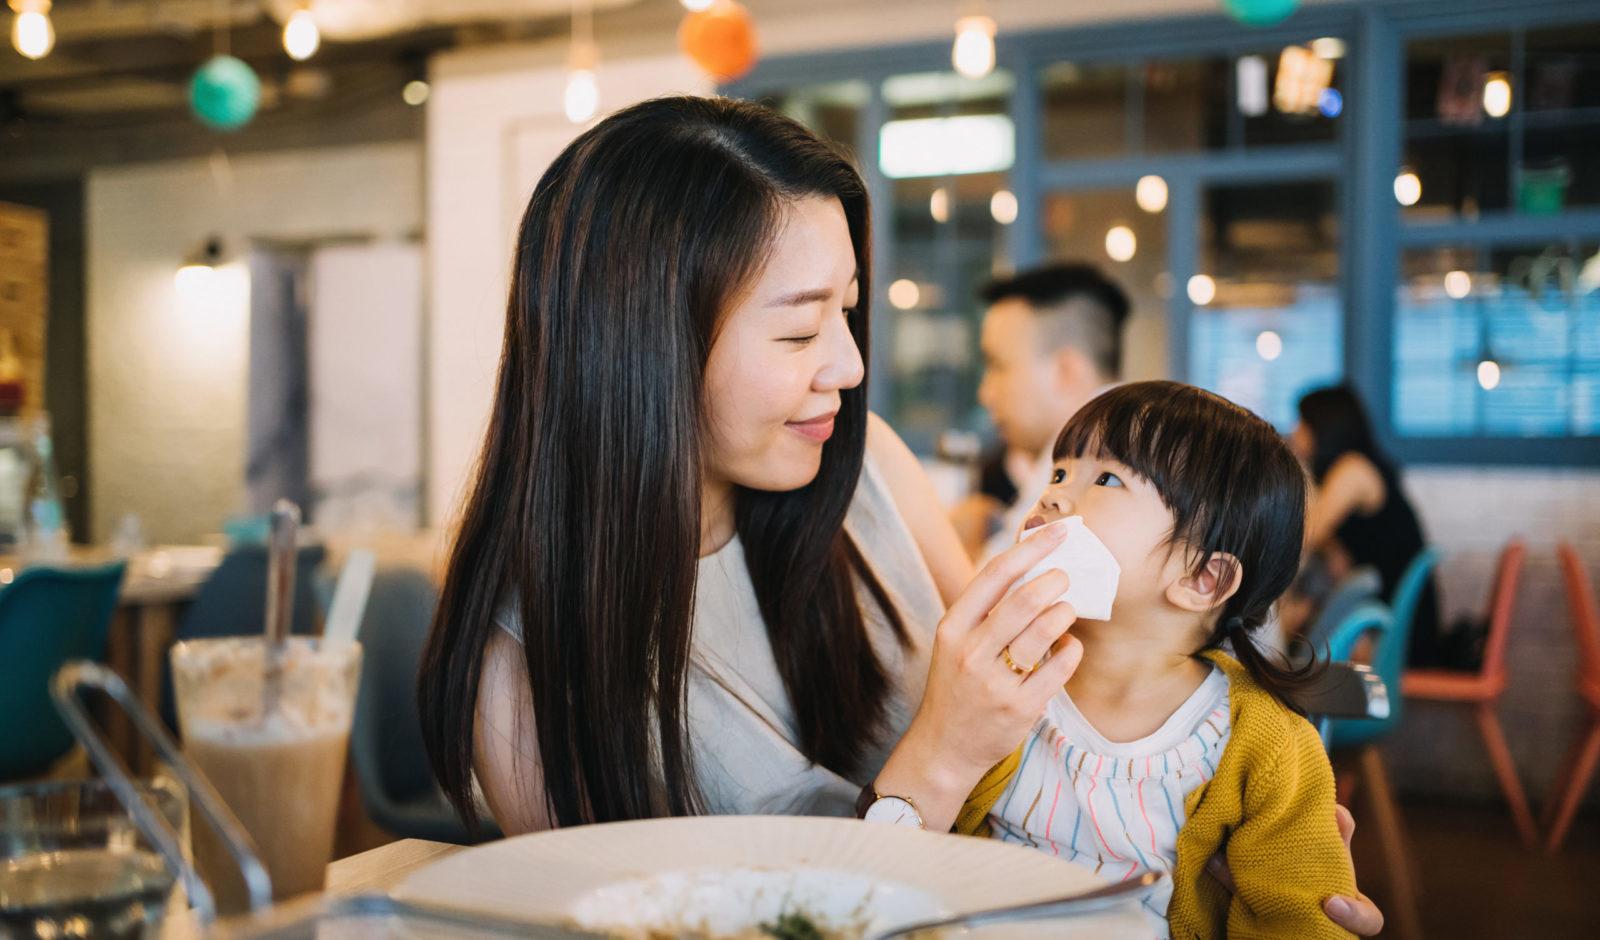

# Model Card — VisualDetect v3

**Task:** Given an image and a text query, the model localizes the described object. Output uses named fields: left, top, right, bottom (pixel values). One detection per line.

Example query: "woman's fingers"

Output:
left=940, top=524, right=1070, bottom=636
left=1001, top=601, right=1077, bottom=676
left=1025, top=632, right=1082, bottom=693
left=972, top=569, right=1070, bottom=660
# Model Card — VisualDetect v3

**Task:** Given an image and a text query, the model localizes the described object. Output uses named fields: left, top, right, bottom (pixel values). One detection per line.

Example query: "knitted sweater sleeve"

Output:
left=1224, top=717, right=1358, bottom=940
left=953, top=745, right=1023, bottom=836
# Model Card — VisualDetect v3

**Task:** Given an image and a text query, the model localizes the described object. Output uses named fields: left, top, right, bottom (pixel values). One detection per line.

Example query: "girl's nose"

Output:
left=1039, top=484, right=1075, bottom=517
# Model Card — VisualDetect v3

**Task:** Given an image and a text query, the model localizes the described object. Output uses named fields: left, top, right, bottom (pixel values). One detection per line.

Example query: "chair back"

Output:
left=0, top=562, right=127, bottom=779
left=1479, top=539, right=1526, bottom=683
left=351, top=565, right=492, bottom=843
left=1324, top=601, right=1402, bottom=750
left=1390, top=547, right=1442, bottom=653
left=1304, top=567, right=1382, bottom=654
left=1558, top=542, right=1600, bottom=684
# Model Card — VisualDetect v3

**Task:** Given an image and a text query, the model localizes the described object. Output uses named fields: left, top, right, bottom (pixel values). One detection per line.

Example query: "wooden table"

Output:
left=325, top=839, right=463, bottom=895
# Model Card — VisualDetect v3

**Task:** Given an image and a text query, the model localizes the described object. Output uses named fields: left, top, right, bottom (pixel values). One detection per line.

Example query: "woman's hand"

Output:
left=873, top=524, right=1085, bottom=832
left=1204, top=804, right=1385, bottom=936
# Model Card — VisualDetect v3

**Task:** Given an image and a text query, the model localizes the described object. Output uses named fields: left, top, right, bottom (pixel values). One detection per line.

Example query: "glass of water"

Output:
left=0, top=777, right=185, bottom=939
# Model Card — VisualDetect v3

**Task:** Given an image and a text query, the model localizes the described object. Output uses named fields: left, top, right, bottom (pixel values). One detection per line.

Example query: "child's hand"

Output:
left=1203, top=804, right=1385, bottom=936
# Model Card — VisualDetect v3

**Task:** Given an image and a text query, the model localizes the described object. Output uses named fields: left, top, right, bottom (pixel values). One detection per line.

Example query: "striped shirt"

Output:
left=988, top=667, right=1232, bottom=939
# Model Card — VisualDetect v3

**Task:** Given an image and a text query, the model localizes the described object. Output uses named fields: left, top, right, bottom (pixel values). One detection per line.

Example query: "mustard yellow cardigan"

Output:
left=955, top=651, right=1356, bottom=940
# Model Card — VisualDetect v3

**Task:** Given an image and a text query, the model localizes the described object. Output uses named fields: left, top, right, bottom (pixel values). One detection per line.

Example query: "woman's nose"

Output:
left=815, top=317, right=865, bottom=391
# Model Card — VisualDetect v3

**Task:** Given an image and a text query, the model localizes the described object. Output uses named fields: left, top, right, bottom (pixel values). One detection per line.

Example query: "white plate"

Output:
left=394, top=816, right=1152, bottom=938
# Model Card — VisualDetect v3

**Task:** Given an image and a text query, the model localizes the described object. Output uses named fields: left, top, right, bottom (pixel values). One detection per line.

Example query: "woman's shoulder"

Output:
left=863, top=412, right=974, bottom=604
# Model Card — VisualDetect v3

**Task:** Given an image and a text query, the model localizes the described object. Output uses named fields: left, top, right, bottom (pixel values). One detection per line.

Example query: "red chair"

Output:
left=1542, top=543, right=1600, bottom=852
left=1401, top=539, right=1536, bottom=848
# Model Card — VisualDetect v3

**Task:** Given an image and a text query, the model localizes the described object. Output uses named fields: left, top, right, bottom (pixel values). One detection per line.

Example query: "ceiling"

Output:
left=0, top=0, right=645, bottom=180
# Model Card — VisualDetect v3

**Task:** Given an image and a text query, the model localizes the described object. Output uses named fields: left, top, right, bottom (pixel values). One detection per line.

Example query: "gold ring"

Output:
left=1001, top=644, right=1035, bottom=677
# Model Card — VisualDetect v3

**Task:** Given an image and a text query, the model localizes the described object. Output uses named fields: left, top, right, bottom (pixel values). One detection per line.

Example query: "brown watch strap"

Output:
left=854, top=783, right=877, bottom=819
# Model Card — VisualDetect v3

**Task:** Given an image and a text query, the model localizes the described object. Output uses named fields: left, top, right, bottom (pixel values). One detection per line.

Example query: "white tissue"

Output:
left=1015, top=516, right=1121, bottom=621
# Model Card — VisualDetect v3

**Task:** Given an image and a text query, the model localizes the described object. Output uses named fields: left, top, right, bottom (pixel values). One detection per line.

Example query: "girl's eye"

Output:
left=1094, top=471, right=1124, bottom=488
left=1050, top=468, right=1066, bottom=484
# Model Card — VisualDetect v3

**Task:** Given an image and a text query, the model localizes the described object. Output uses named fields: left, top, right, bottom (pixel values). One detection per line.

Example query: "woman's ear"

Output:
left=1165, top=552, right=1244, bottom=614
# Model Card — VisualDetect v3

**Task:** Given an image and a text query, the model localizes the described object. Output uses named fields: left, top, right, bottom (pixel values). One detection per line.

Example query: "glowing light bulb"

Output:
left=283, top=8, right=320, bottom=62
left=1394, top=169, right=1422, bottom=207
left=1444, top=270, right=1471, bottom=299
left=11, top=1, right=53, bottom=60
left=1256, top=330, right=1283, bottom=361
left=888, top=279, right=921, bottom=310
left=402, top=80, right=430, bottom=107
left=564, top=68, right=598, bottom=124
left=990, top=190, right=1018, bottom=225
left=1477, top=360, right=1501, bottom=390
left=1187, top=274, right=1217, bottom=306
left=1135, top=175, right=1168, bottom=213
left=1483, top=73, right=1512, bottom=119
left=929, top=187, right=950, bottom=224
left=952, top=16, right=996, bottom=80
left=681, top=0, right=713, bottom=10
left=1105, top=225, right=1137, bottom=262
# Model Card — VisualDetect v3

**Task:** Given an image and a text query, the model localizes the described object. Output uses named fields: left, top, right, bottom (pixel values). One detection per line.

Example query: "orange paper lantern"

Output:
left=679, top=0, right=758, bottom=83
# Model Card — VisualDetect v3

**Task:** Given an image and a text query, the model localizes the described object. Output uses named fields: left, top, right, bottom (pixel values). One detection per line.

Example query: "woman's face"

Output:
left=702, top=196, right=864, bottom=494
left=1289, top=421, right=1314, bottom=464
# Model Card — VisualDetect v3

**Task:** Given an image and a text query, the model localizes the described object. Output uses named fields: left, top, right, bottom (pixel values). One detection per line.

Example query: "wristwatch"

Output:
left=855, top=784, right=924, bottom=829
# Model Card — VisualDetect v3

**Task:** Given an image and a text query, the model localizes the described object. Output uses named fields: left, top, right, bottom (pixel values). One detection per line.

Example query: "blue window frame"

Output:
left=726, top=0, right=1600, bottom=465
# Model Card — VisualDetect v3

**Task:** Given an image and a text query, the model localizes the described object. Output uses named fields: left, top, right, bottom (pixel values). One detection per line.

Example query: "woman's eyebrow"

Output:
left=766, top=272, right=860, bottom=308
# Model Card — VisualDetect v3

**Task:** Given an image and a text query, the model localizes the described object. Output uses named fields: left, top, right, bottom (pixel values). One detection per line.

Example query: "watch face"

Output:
left=862, top=795, right=922, bottom=828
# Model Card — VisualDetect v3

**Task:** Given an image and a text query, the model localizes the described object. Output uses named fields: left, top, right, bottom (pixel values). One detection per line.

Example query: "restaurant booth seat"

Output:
left=1542, top=542, right=1600, bottom=853
left=0, top=562, right=127, bottom=780
left=352, top=564, right=499, bottom=845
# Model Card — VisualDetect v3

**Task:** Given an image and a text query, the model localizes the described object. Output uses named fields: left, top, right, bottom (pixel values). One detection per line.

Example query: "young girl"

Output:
left=957, top=381, right=1355, bottom=940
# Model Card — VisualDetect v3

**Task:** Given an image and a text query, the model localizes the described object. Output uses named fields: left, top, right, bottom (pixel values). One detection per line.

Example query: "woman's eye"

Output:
left=782, top=334, right=819, bottom=346
left=1050, top=468, right=1066, bottom=484
left=1094, top=471, right=1124, bottom=488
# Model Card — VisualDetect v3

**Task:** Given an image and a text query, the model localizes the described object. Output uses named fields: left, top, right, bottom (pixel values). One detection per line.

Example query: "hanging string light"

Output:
left=564, top=0, right=599, bottom=124
left=283, top=1, right=320, bottom=61
left=8, top=0, right=54, bottom=60
left=952, top=14, right=995, bottom=79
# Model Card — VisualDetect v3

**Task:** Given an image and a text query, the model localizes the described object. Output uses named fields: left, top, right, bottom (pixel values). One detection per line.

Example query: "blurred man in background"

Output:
left=951, top=263, right=1131, bottom=562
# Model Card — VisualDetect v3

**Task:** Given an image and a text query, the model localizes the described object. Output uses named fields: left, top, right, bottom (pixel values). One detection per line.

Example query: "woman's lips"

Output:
left=786, top=413, right=836, bottom=443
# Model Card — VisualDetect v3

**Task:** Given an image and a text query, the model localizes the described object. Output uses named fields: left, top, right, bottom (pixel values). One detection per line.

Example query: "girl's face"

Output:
left=1022, top=455, right=1186, bottom=616
left=702, top=196, right=864, bottom=495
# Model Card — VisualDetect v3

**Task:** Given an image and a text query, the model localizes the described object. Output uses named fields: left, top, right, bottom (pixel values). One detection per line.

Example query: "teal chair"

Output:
left=0, top=562, right=127, bottom=780
left=1319, top=548, right=1440, bottom=940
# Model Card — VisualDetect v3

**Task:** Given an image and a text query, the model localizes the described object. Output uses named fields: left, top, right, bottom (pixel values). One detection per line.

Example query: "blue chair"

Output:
left=0, top=563, right=127, bottom=780
left=1303, top=566, right=1382, bottom=656
left=160, top=545, right=326, bottom=727
left=351, top=565, right=498, bottom=844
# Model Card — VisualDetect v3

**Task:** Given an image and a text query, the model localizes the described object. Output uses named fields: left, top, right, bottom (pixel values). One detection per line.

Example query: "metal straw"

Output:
left=262, top=499, right=300, bottom=720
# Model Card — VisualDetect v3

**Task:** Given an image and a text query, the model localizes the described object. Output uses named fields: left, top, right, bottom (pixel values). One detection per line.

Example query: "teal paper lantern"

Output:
left=189, top=55, right=261, bottom=131
left=1222, top=0, right=1299, bottom=26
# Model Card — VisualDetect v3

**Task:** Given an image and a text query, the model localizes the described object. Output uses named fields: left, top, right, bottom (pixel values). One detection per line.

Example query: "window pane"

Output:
left=1395, top=243, right=1600, bottom=437
left=1187, top=181, right=1342, bottom=429
left=1042, top=61, right=1131, bottom=159
left=1520, top=24, right=1600, bottom=211
left=1402, top=33, right=1513, bottom=220
left=758, top=80, right=869, bottom=152
left=881, top=74, right=1013, bottom=451
left=1040, top=188, right=1170, bottom=382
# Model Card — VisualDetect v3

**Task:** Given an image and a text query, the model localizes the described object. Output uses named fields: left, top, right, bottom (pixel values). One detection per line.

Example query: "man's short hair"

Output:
left=980, top=263, right=1131, bottom=379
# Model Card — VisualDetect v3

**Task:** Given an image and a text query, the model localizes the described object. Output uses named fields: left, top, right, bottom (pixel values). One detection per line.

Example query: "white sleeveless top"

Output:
left=495, top=454, right=945, bottom=818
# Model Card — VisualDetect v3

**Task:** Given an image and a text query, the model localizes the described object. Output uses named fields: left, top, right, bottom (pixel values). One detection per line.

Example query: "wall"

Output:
left=86, top=142, right=421, bottom=544
left=424, top=46, right=710, bottom=525
left=1387, top=467, right=1600, bottom=808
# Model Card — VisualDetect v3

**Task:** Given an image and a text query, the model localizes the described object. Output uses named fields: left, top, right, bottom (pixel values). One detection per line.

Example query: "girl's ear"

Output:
left=1165, top=552, right=1244, bottom=613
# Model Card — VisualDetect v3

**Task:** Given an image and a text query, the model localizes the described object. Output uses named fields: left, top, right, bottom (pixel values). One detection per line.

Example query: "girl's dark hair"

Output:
left=1297, top=385, right=1389, bottom=483
left=1054, top=381, right=1317, bottom=710
left=417, top=96, right=906, bottom=829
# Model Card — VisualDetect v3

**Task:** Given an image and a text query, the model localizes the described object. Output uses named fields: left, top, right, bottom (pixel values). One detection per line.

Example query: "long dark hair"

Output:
left=1054, top=381, right=1317, bottom=710
left=417, top=96, right=907, bottom=829
left=1297, top=385, right=1389, bottom=483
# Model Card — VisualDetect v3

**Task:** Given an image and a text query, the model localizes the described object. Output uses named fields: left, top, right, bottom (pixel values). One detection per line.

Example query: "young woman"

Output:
left=416, top=96, right=1381, bottom=935
left=1293, top=386, right=1441, bottom=665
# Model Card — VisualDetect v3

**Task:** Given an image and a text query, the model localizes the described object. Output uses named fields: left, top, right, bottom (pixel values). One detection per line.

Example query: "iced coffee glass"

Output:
left=170, top=637, right=361, bottom=913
